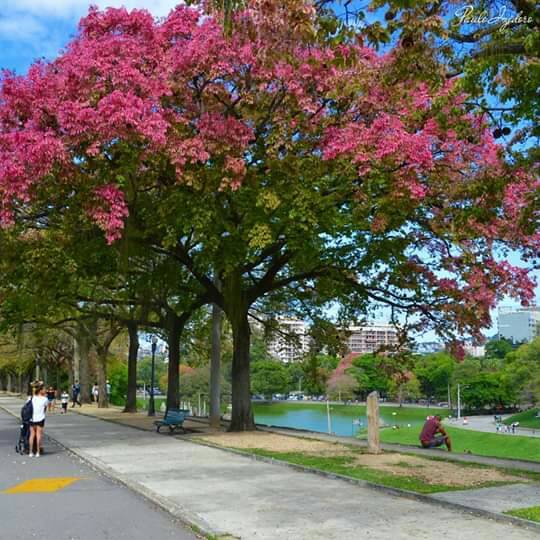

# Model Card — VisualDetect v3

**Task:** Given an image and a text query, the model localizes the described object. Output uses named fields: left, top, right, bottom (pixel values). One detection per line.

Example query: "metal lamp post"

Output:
left=457, top=384, right=470, bottom=420
left=148, top=336, right=158, bottom=417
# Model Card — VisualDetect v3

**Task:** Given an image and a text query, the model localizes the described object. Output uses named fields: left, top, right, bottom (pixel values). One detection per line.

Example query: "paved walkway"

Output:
left=432, top=484, right=540, bottom=514
left=0, top=409, right=196, bottom=540
left=448, top=415, right=540, bottom=438
left=1, top=396, right=539, bottom=540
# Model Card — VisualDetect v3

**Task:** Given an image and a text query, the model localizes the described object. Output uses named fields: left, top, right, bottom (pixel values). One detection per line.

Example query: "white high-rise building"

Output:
left=267, top=318, right=310, bottom=363
left=346, top=323, right=399, bottom=354
left=498, top=306, right=540, bottom=343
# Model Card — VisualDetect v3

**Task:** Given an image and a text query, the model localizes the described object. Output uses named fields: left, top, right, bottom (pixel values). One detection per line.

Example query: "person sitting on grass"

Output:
left=419, top=415, right=452, bottom=452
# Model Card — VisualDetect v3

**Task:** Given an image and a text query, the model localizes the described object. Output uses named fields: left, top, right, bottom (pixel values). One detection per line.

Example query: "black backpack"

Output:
left=21, top=400, right=33, bottom=423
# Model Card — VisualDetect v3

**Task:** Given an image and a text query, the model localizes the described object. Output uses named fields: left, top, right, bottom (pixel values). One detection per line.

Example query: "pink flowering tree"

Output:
left=0, top=0, right=538, bottom=430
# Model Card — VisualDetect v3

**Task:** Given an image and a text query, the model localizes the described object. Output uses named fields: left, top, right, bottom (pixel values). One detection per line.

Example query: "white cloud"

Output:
left=0, top=14, right=48, bottom=42
left=2, top=0, right=181, bottom=18
left=0, top=1, right=182, bottom=70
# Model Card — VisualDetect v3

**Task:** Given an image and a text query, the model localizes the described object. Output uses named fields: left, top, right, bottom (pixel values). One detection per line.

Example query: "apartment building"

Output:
left=267, top=318, right=310, bottom=363
left=346, top=323, right=399, bottom=354
left=498, top=306, right=540, bottom=344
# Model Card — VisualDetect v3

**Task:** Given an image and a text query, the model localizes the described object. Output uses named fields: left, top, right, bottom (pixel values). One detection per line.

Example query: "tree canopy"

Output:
left=0, top=0, right=538, bottom=429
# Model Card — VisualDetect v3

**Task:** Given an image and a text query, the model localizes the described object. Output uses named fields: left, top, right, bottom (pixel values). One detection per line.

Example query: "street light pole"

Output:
left=457, top=383, right=461, bottom=420
left=148, top=336, right=158, bottom=417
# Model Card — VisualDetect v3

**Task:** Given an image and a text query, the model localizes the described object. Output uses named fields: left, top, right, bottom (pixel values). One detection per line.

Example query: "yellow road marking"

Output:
left=2, top=477, right=82, bottom=494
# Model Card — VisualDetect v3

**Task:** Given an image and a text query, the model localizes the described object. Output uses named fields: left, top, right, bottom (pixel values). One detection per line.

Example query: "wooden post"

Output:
left=367, top=391, right=381, bottom=454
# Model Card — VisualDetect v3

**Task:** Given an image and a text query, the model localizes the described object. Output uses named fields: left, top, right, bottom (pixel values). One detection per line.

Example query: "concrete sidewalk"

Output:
left=1, top=396, right=538, bottom=540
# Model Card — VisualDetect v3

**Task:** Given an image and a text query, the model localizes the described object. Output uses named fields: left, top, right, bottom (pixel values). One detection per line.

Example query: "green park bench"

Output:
left=154, top=408, right=190, bottom=434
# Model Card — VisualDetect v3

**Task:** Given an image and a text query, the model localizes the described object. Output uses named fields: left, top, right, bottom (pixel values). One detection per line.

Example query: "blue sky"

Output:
left=0, top=1, right=180, bottom=73
left=1, top=0, right=538, bottom=340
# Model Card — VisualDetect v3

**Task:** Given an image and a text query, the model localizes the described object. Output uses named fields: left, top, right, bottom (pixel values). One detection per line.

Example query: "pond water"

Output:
left=253, top=402, right=434, bottom=438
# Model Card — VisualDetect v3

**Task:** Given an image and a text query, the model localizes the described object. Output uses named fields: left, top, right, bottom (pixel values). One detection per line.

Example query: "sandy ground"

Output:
left=199, top=432, right=524, bottom=488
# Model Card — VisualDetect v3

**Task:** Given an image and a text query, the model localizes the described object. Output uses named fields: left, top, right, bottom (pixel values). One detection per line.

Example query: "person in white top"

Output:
left=29, top=383, right=48, bottom=457
left=60, top=390, right=69, bottom=414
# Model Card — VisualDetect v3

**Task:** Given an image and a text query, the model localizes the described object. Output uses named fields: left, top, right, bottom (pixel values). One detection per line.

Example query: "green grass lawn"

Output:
left=366, top=425, right=540, bottom=463
left=253, top=401, right=444, bottom=422
left=504, top=409, right=540, bottom=429
left=239, top=448, right=514, bottom=494
left=505, top=505, right=540, bottom=522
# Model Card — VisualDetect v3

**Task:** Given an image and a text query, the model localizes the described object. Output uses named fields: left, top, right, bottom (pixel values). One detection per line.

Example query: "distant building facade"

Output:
left=267, top=318, right=310, bottom=363
left=346, top=323, right=399, bottom=354
left=464, top=344, right=485, bottom=357
left=498, top=306, right=540, bottom=344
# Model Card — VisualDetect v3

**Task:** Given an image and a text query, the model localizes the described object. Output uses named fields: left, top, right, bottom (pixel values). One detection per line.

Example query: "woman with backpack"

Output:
left=29, top=383, right=48, bottom=457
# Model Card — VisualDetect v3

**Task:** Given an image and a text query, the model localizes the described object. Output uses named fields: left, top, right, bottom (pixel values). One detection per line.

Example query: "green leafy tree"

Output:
left=388, top=372, right=422, bottom=406
left=503, top=337, right=540, bottom=405
left=251, top=360, right=291, bottom=398
left=461, top=372, right=516, bottom=410
left=108, top=360, right=128, bottom=406
left=413, top=352, right=455, bottom=400
left=138, top=354, right=168, bottom=391
left=485, top=338, right=515, bottom=360
left=347, top=354, right=392, bottom=398
left=300, top=354, right=337, bottom=395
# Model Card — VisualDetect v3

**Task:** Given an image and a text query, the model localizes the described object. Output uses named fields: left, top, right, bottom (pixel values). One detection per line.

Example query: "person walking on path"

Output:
left=29, top=383, right=48, bottom=457
left=60, top=390, right=69, bottom=413
left=46, top=386, right=56, bottom=413
left=71, top=381, right=82, bottom=407
left=92, top=383, right=99, bottom=405
left=419, top=415, right=452, bottom=451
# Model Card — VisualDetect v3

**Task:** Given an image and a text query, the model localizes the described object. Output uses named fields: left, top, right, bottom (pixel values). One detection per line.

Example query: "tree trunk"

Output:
left=22, top=373, right=30, bottom=396
left=209, top=296, right=222, bottom=428
left=75, top=321, right=93, bottom=404
left=96, top=351, right=108, bottom=408
left=124, top=321, right=139, bottom=413
left=72, top=336, right=80, bottom=383
left=229, top=313, right=255, bottom=431
left=166, top=312, right=185, bottom=412
left=6, top=373, right=12, bottom=393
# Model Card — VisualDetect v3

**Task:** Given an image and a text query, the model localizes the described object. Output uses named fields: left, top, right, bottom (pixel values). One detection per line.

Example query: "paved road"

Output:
left=0, top=408, right=197, bottom=540
left=1, top=396, right=538, bottom=540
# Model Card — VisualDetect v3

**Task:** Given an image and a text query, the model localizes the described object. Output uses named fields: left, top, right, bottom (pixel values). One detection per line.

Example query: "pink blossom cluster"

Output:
left=88, top=185, right=129, bottom=244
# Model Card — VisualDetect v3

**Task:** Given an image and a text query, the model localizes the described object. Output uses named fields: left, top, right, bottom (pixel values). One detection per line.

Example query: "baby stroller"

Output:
left=15, top=421, right=30, bottom=455
left=15, top=399, right=34, bottom=455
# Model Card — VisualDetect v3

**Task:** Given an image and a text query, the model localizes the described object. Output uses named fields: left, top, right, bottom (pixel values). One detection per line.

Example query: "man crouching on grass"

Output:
left=419, top=415, right=452, bottom=451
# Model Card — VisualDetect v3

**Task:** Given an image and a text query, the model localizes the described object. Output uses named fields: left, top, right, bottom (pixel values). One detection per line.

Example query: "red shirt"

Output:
left=419, top=416, right=440, bottom=443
